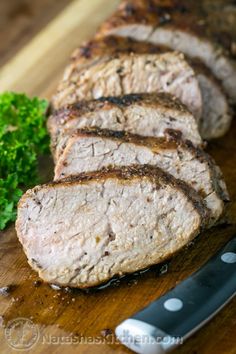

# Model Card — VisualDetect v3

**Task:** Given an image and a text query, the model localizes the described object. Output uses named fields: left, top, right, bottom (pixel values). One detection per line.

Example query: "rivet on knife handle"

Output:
left=115, top=236, right=236, bottom=354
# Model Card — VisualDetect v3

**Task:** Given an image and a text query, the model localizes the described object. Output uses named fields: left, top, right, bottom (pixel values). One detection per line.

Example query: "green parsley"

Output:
left=0, top=92, right=49, bottom=230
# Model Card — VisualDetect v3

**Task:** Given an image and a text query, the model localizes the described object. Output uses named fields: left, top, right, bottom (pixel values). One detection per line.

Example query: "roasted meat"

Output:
left=52, top=51, right=202, bottom=120
left=48, top=93, right=202, bottom=160
left=97, top=0, right=236, bottom=102
left=16, top=166, right=209, bottom=288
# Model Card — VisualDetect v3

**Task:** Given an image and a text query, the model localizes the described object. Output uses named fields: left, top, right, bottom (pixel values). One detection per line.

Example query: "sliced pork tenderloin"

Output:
left=16, top=165, right=209, bottom=288
left=70, top=36, right=231, bottom=139
left=196, top=67, right=231, bottom=139
left=52, top=51, right=202, bottom=121
left=97, top=0, right=236, bottom=103
left=48, top=93, right=202, bottom=160
left=54, top=128, right=229, bottom=226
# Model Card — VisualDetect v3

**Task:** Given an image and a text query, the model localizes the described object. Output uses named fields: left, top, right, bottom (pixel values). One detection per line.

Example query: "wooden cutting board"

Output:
left=0, top=1, right=236, bottom=353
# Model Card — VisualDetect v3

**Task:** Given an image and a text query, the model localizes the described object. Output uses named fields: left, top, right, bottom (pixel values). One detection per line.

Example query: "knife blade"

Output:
left=115, top=236, right=236, bottom=354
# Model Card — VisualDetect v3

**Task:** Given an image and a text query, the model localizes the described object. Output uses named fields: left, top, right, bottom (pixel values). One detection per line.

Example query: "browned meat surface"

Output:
left=97, top=0, right=236, bottom=103
left=70, top=36, right=231, bottom=139
left=54, top=128, right=229, bottom=226
left=48, top=93, right=202, bottom=159
left=52, top=51, right=202, bottom=120
left=16, top=165, right=209, bottom=288
left=15, top=0, right=231, bottom=290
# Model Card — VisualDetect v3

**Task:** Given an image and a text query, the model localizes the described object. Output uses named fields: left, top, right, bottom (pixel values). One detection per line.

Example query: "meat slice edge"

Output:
left=48, top=93, right=202, bottom=160
left=54, top=128, right=229, bottom=226
left=52, top=52, right=202, bottom=121
left=97, top=0, right=236, bottom=102
left=16, top=165, right=208, bottom=288
left=54, top=35, right=231, bottom=139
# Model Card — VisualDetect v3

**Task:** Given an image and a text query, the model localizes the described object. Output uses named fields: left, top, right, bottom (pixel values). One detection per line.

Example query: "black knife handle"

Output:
left=115, top=236, right=236, bottom=354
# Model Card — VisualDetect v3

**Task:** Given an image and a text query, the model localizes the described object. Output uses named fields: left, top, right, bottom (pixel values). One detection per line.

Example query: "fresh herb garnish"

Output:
left=0, top=92, right=49, bottom=230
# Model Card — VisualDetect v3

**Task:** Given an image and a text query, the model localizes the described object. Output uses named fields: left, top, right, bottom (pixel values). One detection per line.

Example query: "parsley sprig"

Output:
left=0, top=92, right=49, bottom=230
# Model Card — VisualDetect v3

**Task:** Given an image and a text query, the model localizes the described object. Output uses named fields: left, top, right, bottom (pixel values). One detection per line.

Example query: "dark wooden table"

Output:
left=0, top=0, right=71, bottom=67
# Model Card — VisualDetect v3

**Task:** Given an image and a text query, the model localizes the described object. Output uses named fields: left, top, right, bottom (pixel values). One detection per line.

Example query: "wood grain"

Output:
left=0, top=0, right=120, bottom=97
left=0, top=0, right=71, bottom=67
left=0, top=0, right=236, bottom=353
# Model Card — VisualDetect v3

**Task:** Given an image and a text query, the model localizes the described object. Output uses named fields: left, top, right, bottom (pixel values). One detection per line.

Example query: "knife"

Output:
left=115, top=236, right=236, bottom=354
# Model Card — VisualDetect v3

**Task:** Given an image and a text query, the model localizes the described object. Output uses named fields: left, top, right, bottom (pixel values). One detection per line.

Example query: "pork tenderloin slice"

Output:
left=52, top=51, right=202, bottom=120
left=54, top=128, right=229, bottom=225
left=48, top=93, right=202, bottom=159
left=16, top=165, right=209, bottom=288
left=70, top=36, right=231, bottom=139
left=197, top=72, right=231, bottom=139
left=98, top=0, right=236, bottom=102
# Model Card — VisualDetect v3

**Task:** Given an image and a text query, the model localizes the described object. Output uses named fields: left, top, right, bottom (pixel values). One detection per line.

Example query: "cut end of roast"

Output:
left=16, top=166, right=208, bottom=288
left=98, top=0, right=236, bottom=103
left=54, top=128, right=228, bottom=226
left=52, top=52, right=202, bottom=120
left=53, top=33, right=233, bottom=140
left=48, top=93, right=202, bottom=161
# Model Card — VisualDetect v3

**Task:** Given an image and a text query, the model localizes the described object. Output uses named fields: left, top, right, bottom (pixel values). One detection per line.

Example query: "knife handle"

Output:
left=115, top=236, right=236, bottom=354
